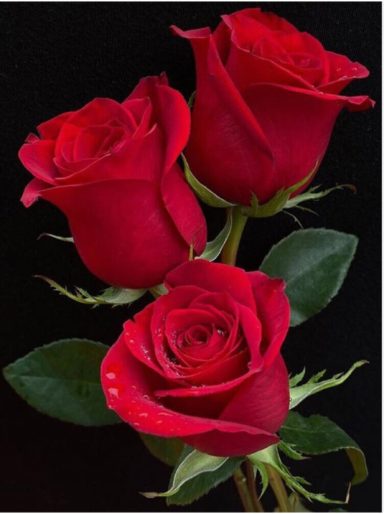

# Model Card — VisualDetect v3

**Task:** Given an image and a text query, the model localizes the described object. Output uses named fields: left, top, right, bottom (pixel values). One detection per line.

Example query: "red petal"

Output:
left=248, top=271, right=290, bottom=366
left=172, top=25, right=274, bottom=206
left=40, top=180, right=189, bottom=289
left=161, top=165, right=207, bottom=255
left=101, top=335, right=278, bottom=456
left=37, top=111, right=72, bottom=139
left=18, top=140, right=57, bottom=184
left=220, top=354, right=289, bottom=434
left=20, top=178, right=50, bottom=207
left=165, top=260, right=257, bottom=311
left=243, top=83, right=373, bottom=199
left=124, top=74, right=190, bottom=170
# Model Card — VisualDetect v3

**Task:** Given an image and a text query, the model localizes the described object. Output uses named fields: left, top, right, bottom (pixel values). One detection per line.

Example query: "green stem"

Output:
left=265, top=464, right=291, bottom=512
left=233, top=467, right=254, bottom=512
left=221, top=207, right=248, bottom=265
left=245, top=460, right=264, bottom=512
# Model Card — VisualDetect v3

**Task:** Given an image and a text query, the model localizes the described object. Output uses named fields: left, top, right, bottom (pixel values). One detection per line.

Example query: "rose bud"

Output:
left=101, top=259, right=290, bottom=457
left=19, top=74, right=207, bottom=289
left=172, top=8, right=374, bottom=207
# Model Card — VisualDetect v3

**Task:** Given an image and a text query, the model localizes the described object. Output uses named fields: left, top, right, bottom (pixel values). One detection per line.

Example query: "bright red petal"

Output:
left=248, top=271, right=290, bottom=366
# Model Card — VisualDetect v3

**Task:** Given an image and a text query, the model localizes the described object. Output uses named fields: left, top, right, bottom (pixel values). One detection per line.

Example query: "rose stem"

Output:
left=233, top=466, right=255, bottom=512
left=221, top=207, right=248, bottom=265
left=245, top=460, right=264, bottom=512
left=265, top=464, right=291, bottom=512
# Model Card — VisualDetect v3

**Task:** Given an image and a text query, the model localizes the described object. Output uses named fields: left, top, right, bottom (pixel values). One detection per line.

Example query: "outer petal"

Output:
left=165, top=260, right=256, bottom=311
left=161, top=164, right=207, bottom=255
left=220, top=354, right=289, bottom=434
left=18, top=140, right=57, bottom=185
left=172, top=25, right=275, bottom=206
left=20, top=178, right=51, bottom=207
left=243, top=83, right=373, bottom=199
left=40, top=179, right=190, bottom=289
left=124, top=74, right=191, bottom=170
left=37, top=111, right=72, bottom=139
left=101, top=334, right=278, bottom=456
left=248, top=271, right=290, bottom=367
left=320, top=51, right=370, bottom=94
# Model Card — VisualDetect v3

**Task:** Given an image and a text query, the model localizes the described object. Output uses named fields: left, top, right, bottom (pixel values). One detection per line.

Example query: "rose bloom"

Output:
left=19, top=74, right=207, bottom=289
left=101, top=260, right=290, bottom=457
left=173, top=8, right=374, bottom=206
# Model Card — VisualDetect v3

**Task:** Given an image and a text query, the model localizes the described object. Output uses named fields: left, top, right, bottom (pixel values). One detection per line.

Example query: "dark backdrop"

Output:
left=0, top=2, right=381, bottom=512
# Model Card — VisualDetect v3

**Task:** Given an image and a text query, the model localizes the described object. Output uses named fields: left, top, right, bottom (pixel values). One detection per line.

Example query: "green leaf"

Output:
left=183, top=155, right=235, bottom=208
left=38, top=232, right=74, bottom=243
left=289, top=360, right=368, bottom=410
left=249, top=445, right=345, bottom=505
left=143, top=447, right=241, bottom=504
left=139, top=434, right=184, bottom=467
left=198, top=210, right=233, bottom=262
left=36, top=275, right=146, bottom=307
left=3, top=339, right=120, bottom=426
left=280, top=412, right=368, bottom=485
left=260, top=228, right=358, bottom=326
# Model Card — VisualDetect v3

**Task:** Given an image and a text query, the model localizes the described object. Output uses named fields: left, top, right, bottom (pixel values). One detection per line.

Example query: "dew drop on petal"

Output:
left=108, top=387, right=119, bottom=398
left=106, top=372, right=116, bottom=380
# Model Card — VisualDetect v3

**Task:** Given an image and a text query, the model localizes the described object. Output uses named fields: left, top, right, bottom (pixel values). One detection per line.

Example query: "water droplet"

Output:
left=108, top=387, right=119, bottom=398
left=133, top=422, right=140, bottom=427
left=142, top=394, right=150, bottom=400
left=106, top=372, right=116, bottom=380
left=156, top=420, right=163, bottom=425
left=139, top=412, right=148, bottom=418
left=158, top=412, right=171, bottom=417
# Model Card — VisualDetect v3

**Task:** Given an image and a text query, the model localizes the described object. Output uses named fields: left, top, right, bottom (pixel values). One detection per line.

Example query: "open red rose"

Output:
left=101, top=260, right=290, bottom=457
left=19, top=74, right=207, bottom=288
left=172, top=8, right=374, bottom=206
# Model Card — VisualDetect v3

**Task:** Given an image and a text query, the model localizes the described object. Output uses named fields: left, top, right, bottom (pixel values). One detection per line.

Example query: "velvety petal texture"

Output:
left=172, top=7, right=374, bottom=206
left=19, top=75, right=207, bottom=288
left=101, top=260, right=290, bottom=457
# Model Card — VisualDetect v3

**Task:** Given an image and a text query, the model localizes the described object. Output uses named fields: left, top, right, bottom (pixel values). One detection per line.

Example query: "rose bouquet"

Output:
left=4, top=7, right=374, bottom=512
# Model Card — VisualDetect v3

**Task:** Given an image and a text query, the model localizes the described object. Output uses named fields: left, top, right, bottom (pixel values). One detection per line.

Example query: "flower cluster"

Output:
left=7, top=7, right=372, bottom=511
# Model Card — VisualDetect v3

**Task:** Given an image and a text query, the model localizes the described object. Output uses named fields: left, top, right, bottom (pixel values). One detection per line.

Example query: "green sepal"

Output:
left=249, top=445, right=346, bottom=505
left=183, top=155, right=235, bottom=208
left=285, top=183, right=356, bottom=210
left=241, top=168, right=315, bottom=219
left=143, top=446, right=242, bottom=505
left=35, top=275, right=146, bottom=307
left=280, top=412, right=368, bottom=486
left=3, top=339, right=120, bottom=426
left=289, top=360, right=368, bottom=410
left=198, top=209, right=233, bottom=261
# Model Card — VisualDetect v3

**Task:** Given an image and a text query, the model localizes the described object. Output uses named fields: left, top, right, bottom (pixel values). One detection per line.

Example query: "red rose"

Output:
left=172, top=8, right=374, bottom=206
left=19, top=74, right=207, bottom=289
left=101, top=260, right=290, bottom=457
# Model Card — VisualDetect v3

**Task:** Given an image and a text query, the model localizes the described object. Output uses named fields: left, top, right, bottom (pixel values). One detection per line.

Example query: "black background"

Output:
left=0, top=2, right=381, bottom=512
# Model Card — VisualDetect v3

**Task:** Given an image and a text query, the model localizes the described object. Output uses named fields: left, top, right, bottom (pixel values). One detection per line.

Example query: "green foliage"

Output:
left=198, top=210, right=233, bottom=261
left=3, top=339, right=120, bottom=426
left=260, top=228, right=358, bottom=326
left=249, top=445, right=345, bottom=505
left=280, top=412, right=368, bottom=485
left=139, top=434, right=184, bottom=467
left=143, top=446, right=242, bottom=505
left=35, top=275, right=146, bottom=307
left=289, top=361, right=368, bottom=409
